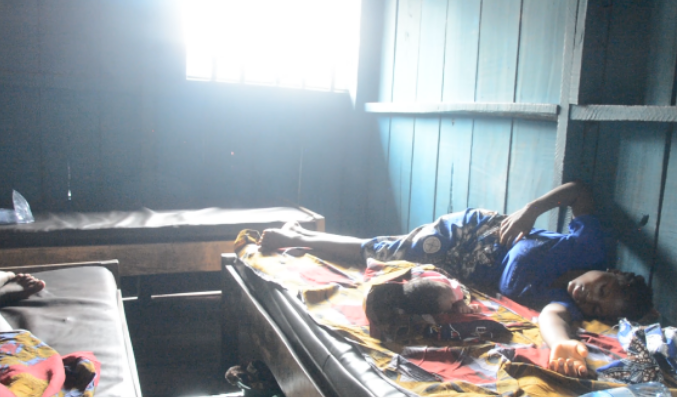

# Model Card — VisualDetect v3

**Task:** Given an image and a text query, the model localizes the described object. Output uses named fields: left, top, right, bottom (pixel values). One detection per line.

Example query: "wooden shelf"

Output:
left=570, top=105, right=677, bottom=122
left=364, top=102, right=559, bottom=121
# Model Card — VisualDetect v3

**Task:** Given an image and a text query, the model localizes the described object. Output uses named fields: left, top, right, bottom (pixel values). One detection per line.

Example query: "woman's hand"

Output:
left=548, top=339, right=589, bottom=378
left=500, top=206, right=539, bottom=247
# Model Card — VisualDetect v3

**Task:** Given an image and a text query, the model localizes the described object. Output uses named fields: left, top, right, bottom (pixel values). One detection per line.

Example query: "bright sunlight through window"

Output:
left=182, top=0, right=361, bottom=92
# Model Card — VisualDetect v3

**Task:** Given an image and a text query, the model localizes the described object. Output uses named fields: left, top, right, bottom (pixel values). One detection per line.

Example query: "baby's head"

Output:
left=567, top=269, right=653, bottom=322
left=364, top=279, right=456, bottom=326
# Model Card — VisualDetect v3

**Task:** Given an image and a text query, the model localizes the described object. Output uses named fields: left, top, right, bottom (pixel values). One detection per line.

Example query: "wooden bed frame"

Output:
left=221, top=254, right=329, bottom=396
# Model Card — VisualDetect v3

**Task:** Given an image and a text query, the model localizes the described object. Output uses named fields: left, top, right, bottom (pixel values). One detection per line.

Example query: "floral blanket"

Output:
left=0, top=330, right=100, bottom=397
left=235, top=229, right=677, bottom=397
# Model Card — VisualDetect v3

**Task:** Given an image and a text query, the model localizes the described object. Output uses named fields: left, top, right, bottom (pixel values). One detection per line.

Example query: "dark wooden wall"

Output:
left=569, top=0, right=677, bottom=327
left=0, top=0, right=367, bottom=233
left=365, top=0, right=677, bottom=326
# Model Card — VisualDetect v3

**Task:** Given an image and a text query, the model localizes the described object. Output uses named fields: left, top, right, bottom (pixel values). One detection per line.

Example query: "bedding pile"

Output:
left=235, top=230, right=677, bottom=397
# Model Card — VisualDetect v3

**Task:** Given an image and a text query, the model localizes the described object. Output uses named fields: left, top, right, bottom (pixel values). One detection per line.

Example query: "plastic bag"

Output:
left=0, top=190, right=34, bottom=225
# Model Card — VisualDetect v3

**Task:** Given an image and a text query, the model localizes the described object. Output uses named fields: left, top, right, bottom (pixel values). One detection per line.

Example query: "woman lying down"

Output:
left=258, top=181, right=654, bottom=379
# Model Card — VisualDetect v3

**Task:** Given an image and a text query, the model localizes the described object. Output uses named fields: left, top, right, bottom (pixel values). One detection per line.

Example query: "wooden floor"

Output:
left=122, top=272, right=240, bottom=397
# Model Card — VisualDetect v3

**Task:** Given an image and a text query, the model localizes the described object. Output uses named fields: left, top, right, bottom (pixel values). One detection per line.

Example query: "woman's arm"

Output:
left=500, top=181, right=594, bottom=246
left=539, top=303, right=590, bottom=378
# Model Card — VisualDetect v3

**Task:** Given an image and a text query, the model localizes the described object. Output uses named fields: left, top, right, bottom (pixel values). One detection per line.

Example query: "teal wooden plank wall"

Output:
left=373, top=0, right=566, bottom=234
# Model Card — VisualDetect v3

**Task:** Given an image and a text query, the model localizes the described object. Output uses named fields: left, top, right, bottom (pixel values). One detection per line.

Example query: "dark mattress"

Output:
left=0, top=207, right=321, bottom=248
left=0, top=266, right=136, bottom=397
left=234, top=262, right=410, bottom=397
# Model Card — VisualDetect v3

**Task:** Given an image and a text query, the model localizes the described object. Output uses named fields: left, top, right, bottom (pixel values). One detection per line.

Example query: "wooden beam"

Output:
left=117, top=291, right=143, bottom=397
left=570, top=105, right=677, bottom=122
left=0, top=241, right=234, bottom=276
left=552, top=0, right=582, bottom=232
left=364, top=102, right=559, bottom=121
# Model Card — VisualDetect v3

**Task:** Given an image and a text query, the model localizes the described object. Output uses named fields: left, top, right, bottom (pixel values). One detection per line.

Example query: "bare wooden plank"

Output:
left=568, top=0, right=589, bottom=105
left=468, top=0, right=521, bottom=213
left=99, top=92, right=145, bottom=210
left=389, top=117, right=415, bottom=233
left=566, top=120, right=600, bottom=187
left=556, top=120, right=595, bottom=235
left=378, top=0, right=398, bottom=102
left=467, top=119, right=512, bottom=212
left=39, top=88, right=102, bottom=212
left=644, top=0, right=677, bottom=106
left=600, top=0, right=653, bottom=105
left=0, top=0, right=40, bottom=74
left=99, top=0, right=146, bottom=92
left=154, top=85, right=213, bottom=209
left=434, top=0, right=481, bottom=219
left=653, top=129, right=677, bottom=326
left=592, top=122, right=667, bottom=279
left=366, top=117, right=399, bottom=236
left=39, top=0, right=101, bottom=81
left=515, top=0, right=567, bottom=104
left=570, top=0, right=611, bottom=105
left=391, top=0, right=422, bottom=102
left=415, top=0, right=447, bottom=102
left=571, top=105, right=677, bottom=122
left=365, top=0, right=398, bottom=236
left=364, top=102, right=558, bottom=120
left=475, top=0, right=522, bottom=103
left=0, top=241, right=235, bottom=277
left=409, top=0, right=447, bottom=229
left=555, top=0, right=598, bottom=231
left=298, top=95, right=351, bottom=230
left=410, top=117, right=440, bottom=229
left=435, top=117, right=473, bottom=218
left=0, top=85, right=42, bottom=207
left=506, top=120, right=557, bottom=229
left=507, top=0, right=565, bottom=228
left=388, top=0, right=422, bottom=233
left=442, top=0, right=481, bottom=103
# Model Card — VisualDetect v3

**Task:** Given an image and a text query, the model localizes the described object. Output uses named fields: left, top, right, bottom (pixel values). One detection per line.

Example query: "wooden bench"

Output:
left=0, top=207, right=324, bottom=277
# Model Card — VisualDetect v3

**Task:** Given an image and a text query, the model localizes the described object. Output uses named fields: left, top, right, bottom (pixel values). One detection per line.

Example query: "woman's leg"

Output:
left=0, top=272, right=46, bottom=306
left=0, top=271, right=46, bottom=332
left=259, top=227, right=368, bottom=263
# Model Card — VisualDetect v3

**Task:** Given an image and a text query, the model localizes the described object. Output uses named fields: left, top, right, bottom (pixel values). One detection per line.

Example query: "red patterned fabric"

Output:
left=0, top=330, right=100, bottom=397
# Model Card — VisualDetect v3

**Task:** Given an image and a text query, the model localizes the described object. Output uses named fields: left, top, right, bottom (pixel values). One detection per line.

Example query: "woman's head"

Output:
left=568, top=269, right=653, bottom=321
left=403, top=278, right=457, bottom=313
left=364, top=279, right=455, bottom=326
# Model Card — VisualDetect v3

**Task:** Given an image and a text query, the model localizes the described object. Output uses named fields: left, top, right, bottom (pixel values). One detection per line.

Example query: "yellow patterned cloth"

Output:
left=0, top=330, right=100, bottom=397
left=235, top=229, right=677, bottom=397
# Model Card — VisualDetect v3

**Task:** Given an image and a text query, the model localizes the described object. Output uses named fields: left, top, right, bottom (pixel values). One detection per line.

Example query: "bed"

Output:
left=222, top=229, right=677, bottom=397
left=0, top=206, right=324, bottom=276
left=0, top=261, right=140, bottom=396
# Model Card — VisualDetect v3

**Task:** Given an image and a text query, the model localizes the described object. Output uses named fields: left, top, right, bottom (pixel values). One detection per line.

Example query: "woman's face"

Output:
left=568, top=271, right=626, bottom=319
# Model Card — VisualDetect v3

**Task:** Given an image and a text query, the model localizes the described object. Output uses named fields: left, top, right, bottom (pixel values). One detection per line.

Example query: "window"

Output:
left=182, top=0, right=361, bottom=92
